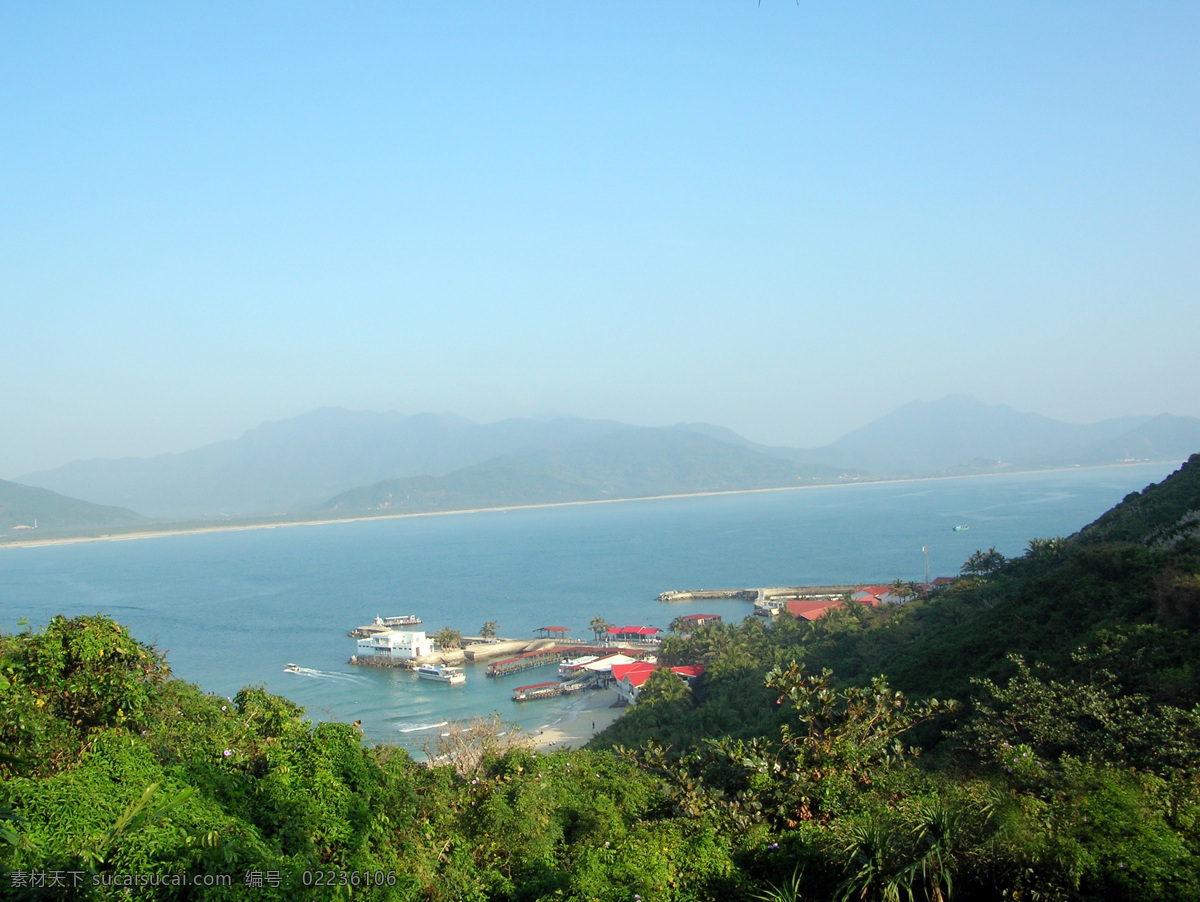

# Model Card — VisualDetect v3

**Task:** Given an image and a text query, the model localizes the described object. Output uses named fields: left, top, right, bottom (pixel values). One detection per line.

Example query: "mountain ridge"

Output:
left=14, top=397, right=1200, bottom=522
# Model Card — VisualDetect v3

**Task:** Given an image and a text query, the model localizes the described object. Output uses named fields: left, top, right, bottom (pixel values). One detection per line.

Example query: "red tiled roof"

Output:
left=670, top=665, right=705, bottom=678
left=606, top=625, right=661, bottom=636
left=786, top=599, right=843, bottom=616
left=611, top=661, right=656, bottom=682
left=625, top=669, right=655, bottom=688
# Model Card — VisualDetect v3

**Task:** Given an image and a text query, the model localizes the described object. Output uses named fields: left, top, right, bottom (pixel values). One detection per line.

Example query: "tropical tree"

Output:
left=961, top=547, right=1006, bottom=577
left=589, top=616, right=612, bottom=641
left=479, top=621, right=498, bottom=641
left=1025, top=536, right=1067, bottom=562
left=433, top=627, right=462, bottom=650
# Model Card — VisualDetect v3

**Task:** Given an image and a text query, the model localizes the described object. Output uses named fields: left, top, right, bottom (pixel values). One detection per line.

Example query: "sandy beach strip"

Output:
left=532, top=687, right=627, bottom=752
left=5, top=462, right=1150, bottom=551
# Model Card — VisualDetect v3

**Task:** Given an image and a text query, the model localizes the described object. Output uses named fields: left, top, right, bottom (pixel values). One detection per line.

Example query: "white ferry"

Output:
left=379, top=614, right=422, bottom=627
left=416, top=664, right=466, bottom=684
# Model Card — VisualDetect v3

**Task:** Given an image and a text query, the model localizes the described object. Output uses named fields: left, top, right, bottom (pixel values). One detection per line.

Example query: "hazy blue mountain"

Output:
left=16, top=398, right=1199, bottom=523
left=0, top=479, right=145, bottom=537
left=791, top=395, right=1198, bottom=474
left=15, top=408, right=632, bottom=518
left=320, top=426, right=844, bottom=514
left=1081, top=413, right=1200, bottom=466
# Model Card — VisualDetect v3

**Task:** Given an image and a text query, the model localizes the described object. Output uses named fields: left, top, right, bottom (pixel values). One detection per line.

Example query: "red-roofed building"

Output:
left=611, top=661, right=656, bottom=683
left=605, top=625, right=663, bottom=643
left=613, top=663, right=706, bottom=705
left=785, top=599, right=845, bottom=621
left=680, top=613, right=722, bottom=626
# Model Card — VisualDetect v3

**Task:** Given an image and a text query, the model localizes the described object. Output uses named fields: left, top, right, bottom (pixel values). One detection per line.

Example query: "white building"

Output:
left=355, top=630, right=433, bottom=660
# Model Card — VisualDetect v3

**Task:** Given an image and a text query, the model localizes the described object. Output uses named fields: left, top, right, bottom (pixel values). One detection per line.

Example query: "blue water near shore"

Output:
left=0, top=463, right=1181, bottom=751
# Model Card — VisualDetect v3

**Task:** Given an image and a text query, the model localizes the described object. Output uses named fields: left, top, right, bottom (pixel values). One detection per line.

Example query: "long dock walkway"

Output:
left=485, top=644, right=655, bottom=678
left=512, top=672, right=604, bottom=701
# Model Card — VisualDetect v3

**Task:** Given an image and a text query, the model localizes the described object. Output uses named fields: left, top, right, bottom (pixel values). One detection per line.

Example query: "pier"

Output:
left=511, top=673, right=602, bottom=701
left=486, top=644, right=655, bottom=678
left=658, top=585, right=859, bottom=604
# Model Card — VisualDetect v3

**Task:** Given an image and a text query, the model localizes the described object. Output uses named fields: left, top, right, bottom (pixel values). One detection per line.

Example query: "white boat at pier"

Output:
left=416, top=664, right=466, bottom=684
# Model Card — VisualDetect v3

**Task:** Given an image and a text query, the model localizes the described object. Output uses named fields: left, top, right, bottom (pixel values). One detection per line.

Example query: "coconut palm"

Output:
left=589, top=616, right=612, bottom=641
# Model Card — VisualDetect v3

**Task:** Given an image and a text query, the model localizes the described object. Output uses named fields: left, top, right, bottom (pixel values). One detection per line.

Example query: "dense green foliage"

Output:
left=3, top=455, right=1200, bottom=900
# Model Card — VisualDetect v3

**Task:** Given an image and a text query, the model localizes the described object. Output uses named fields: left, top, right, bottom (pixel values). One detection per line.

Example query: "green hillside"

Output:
left=0, top=479, right=145, bottom=538
left=322, top=426, right=843, bottom=514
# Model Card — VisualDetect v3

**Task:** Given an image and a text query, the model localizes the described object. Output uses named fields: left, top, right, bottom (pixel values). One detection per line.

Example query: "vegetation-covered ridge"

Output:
left=0, top=480, right=144, bottom=535
left=2, top=454, right=1199, bottom=900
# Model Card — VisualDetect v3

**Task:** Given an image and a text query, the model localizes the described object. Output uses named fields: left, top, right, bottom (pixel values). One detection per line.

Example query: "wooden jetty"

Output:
left=486, top=645, right=654, bottom=678
left=512, top=673, right=600, bottom=701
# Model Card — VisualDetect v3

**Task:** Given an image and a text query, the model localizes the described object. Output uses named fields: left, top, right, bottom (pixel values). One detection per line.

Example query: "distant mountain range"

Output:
left=9, top=396, right=1200, bottom=535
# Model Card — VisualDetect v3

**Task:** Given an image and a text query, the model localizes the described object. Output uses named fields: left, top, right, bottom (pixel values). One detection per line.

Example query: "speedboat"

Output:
left=283, top=663, right=303, bottom=674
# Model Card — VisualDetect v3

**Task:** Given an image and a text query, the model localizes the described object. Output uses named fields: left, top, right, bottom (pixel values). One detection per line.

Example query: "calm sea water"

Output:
left=0, top=463, right=1179, bottom=751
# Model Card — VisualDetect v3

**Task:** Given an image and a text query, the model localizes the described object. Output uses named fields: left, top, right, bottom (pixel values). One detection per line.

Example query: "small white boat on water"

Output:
left=416, top=664, right=466, bottom=684
left=283, top=663, right=303, bottom=674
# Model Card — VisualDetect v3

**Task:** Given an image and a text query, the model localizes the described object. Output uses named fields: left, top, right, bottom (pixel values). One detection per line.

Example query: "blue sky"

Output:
left=3, top=2, right=1198, bottom=478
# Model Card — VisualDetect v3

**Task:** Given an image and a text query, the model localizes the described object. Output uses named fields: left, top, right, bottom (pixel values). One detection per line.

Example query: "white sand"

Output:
left=532, top=687, right=627, bottom=751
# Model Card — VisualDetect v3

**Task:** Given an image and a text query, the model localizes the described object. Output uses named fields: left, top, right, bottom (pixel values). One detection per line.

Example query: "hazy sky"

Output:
left=4, top=3, right=1198, bottom=479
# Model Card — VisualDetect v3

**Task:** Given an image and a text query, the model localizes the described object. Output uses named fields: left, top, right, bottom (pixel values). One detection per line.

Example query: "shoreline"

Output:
left=0, top=460, right=1176, bottom=551
left=531, top=687, right=626, bottom=752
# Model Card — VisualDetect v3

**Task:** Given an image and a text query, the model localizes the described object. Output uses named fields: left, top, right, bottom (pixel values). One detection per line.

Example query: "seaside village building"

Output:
left=611, top=661, right=705, bottom=706
left=355, top=630, right=433, bottom=660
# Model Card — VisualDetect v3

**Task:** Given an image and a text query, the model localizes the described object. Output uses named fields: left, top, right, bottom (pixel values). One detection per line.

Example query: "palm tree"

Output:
left=479, top=621, right=498, bottom=641
left=961, top=547, right=1006, bottom=577
left=589, top=616, right=612, bottom=642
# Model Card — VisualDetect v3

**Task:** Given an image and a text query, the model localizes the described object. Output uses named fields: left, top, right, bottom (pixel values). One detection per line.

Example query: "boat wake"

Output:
left=393, top=721, right=449, bottom=734
left=283, top=665, right=367, bottom=683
